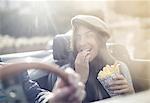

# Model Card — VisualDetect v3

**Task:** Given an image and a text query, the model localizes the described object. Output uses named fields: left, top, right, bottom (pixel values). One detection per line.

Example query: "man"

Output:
left=0, top=62, right=85, bottom=103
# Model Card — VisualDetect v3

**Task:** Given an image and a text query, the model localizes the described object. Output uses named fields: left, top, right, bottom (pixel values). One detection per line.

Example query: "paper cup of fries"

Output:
left=97, top=63, right=120, bottom=97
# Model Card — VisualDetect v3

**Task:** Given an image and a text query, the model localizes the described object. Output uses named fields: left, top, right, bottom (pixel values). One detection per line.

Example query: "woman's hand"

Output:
left=108, top=74, right=134, bottom=95
left=75, top=50, right=90, bottom=83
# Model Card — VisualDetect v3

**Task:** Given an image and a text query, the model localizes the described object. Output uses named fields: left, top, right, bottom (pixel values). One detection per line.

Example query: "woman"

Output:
left=22, top=15, right=134, bottom=103
left=67, top=15, right=135, bottom=102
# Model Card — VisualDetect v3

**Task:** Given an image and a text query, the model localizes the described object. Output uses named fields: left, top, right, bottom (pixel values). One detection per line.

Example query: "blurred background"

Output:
left=0, top=0, right=150, bottom=60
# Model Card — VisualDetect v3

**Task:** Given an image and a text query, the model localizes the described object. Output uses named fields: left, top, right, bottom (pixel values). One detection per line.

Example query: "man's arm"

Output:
left=20, top=71, right=48, bottom=103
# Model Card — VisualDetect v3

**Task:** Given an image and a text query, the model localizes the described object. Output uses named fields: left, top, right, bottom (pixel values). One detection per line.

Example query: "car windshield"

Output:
left=0, top=0, right=150, bottom=103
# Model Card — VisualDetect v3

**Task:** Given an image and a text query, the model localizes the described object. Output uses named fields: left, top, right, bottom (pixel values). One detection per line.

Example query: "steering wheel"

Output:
left=0, top=58, right=70, bottom=103
left=0, top=58, right=69, bottom=84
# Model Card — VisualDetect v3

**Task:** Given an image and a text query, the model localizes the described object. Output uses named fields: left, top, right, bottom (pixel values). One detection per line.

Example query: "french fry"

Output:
left=98, top=71, right=103, bottom=79
left=98, top=63, right=120, bottom=80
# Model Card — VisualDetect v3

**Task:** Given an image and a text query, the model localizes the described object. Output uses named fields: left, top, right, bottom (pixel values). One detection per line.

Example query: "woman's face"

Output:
left=74, top=25, right=99, bottom=62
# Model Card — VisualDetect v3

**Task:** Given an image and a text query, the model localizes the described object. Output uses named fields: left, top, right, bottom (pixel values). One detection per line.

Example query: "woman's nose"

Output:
left=78, top=38, right=87, bottom=50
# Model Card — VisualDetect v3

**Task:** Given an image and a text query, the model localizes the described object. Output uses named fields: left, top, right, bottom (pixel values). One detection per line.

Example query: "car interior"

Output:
left=0, top=35, right=150, bottom=103
left=0, top=1, right=150, bottom=103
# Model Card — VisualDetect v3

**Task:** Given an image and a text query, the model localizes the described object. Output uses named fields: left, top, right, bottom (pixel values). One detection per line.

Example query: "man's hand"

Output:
left=38, top=68, right=85, bottom=103
left=38, top=85, right=81, bottom=103
left=75, top=50, right=90, bottom=83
